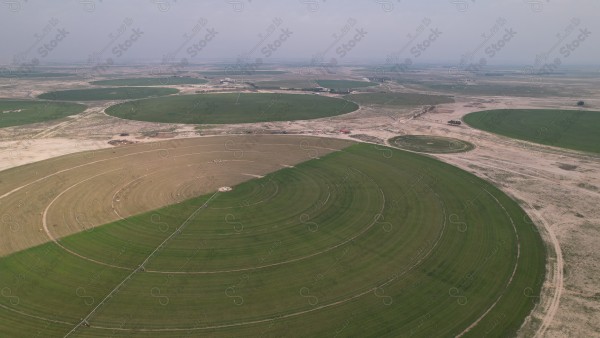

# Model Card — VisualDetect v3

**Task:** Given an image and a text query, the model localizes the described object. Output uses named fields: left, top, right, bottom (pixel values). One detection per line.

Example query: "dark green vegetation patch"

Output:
left=464, top=109, right=600, bottom=153
left=201, top=70, right=287, bottom=76
left=401, top=81, right=566, bottom=97
left=38, top=87, right=179, bottom=101
left=253, top=80, right=318, bottom=89
left=90, top=77, right=207, bottom=86
left=105, top=93, right=358, bottom=124
left=0, top=100, right=86, bottom=128
left=390, top=135, right=475, bottom=153
left=346, top=92, right=454, bottom=106
left=316, top=79, right=378, bottom=90
left=0, top=143, right=545, bottom=337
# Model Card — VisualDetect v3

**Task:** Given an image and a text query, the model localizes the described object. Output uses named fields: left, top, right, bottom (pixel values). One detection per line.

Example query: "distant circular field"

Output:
left=316, top=79, right=378, bottom=90
left=389, top=135, right=475, bottom=153
left=38, top=87, right=179, bottom=101
left=105, top=93, right=359, bottom=124
left=90, top=77, right=207, bottom=86
left=463, top=109, right=600, bottom=153
left=0, top=100, right=86, bottom=128
left=200, top=70, right=287, bottom=76
left=0, top=136, right=545, bottom=337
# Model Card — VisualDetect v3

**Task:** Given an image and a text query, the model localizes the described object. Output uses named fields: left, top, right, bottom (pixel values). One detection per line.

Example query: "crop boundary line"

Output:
left=144, top=167, right=385, bottom=274
left=42, top=168, right=131, bottom=270
left=1, top=142, right=530, bottom=335
left=63, top=191, right=219, bottom=337
left=456, top=188, right=521, bottom=336
left=109, top=159, right=255, bottom=220
left=88, top=183, right=449, bottom=333
left=0, top=150, right=334, bottom=326
left=208, top=177, right=279, bottom=210
left=0, top=303, right=74, bottom=326
left=0, top=140, right=340, bottom=203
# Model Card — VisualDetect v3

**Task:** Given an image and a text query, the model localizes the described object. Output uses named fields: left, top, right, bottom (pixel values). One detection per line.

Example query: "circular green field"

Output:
left=0, top=100, right=86, bottom=128
left=0, top=142, right=545, bottom=337
left=37, top=87, right=179, bottom=101
left=105, top=93, right=359, bottom=124
left=463, top=109, right=600, bottom=153
left=316, top=79, right=378, bottom=90
left=90, top=77, right=207, bottom=86
left=390, top=135, right=475, bottom=153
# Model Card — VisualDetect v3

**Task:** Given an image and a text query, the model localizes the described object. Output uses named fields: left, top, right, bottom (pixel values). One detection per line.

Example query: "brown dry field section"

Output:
left=0, top=135, right=352, bottom=256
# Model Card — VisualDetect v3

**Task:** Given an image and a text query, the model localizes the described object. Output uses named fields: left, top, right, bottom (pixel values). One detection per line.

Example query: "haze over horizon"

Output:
left=1, top=0, right=598, bottom=69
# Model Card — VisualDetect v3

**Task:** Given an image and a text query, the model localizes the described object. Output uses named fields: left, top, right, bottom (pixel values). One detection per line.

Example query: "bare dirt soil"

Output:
left=0, top=135, right=350, bottom=255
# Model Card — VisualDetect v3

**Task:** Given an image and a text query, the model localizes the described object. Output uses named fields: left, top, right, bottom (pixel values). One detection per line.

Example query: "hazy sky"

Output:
left=1, top=0, right=598, bottom=67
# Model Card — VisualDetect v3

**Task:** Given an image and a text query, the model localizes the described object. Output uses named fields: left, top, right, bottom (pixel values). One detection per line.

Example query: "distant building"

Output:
left=340, top=128, right=351, bottom=134
left=368, top=76, right=391, bottom=82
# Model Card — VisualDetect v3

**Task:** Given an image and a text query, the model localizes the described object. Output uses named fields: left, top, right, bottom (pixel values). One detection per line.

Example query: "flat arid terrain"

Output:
left=1, top=1, right=599, bottom=336
left=1, top=66, right=599, bottom=336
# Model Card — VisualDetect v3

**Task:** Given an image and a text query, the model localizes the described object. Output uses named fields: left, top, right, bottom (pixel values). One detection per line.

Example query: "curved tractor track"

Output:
left=0, top=136, right=546, bottom=337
